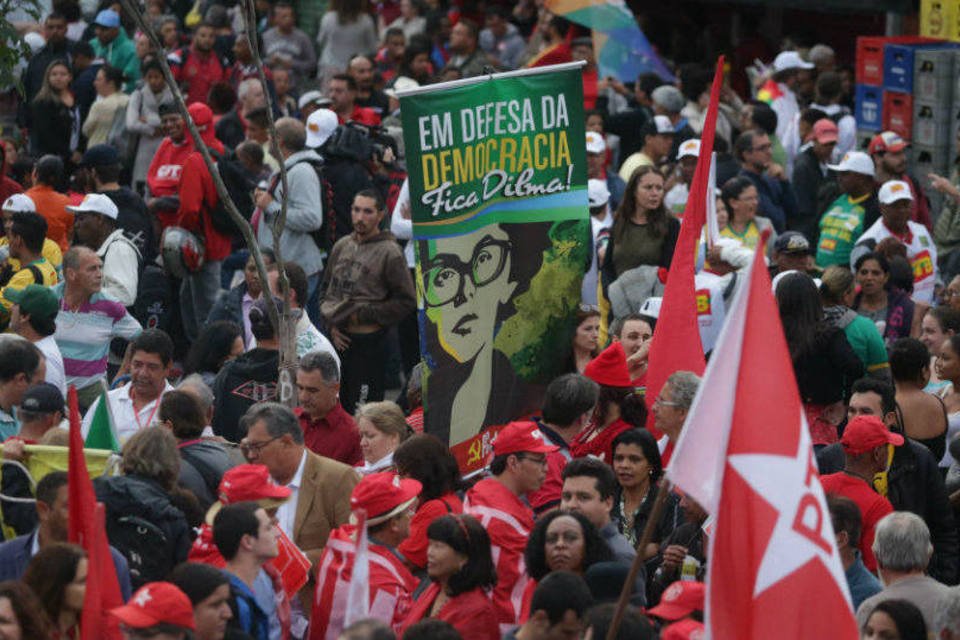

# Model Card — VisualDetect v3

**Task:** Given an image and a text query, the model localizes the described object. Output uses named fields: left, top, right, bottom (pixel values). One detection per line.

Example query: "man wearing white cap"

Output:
left=297, top=90, right=332, bottom=121
left=817, top=151, right=880, bottom=268
left=664, top=138, right=700, bottom=215
left=253, top=118, right=325, bottom=313
left=0, top=195, right=62, bottom=274
left=68, top=193, right=140, bottom=307
left=305, top=108, right=338, bottom=150
left=585, top=131, right=625, bottom=211
left=851, top=180, right=938, bottom=304
left=768, top=50, right=814, bottom=141
left=583, top=179, right=612, bottom=306
left=618, top=115, right=675, bottom=181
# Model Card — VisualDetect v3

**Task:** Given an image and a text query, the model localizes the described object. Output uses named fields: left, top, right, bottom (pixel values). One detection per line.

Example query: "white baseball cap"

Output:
left=384, top=76, right=420, bottom=99
left=878, top=180, right=914, bottom=205
left=588, top=179, right=610, bottom=208
left=586, top=131, right=606, bottom=154
left=2, top=194, right=36, bottom=213
left=298, top=90, right=331, bottom=111
left=827, top=151, right=875, bottom=178
left=305, top=108, right=338, bottom=149
left=652, top=115, right=674, bottom=134
left=639, top=296, right=662, bottom=319
left=66, top=193, right=118, bottom=220
left=677, top=138, right=701, bottom=160
left=773, top=51, right=814, bottom=73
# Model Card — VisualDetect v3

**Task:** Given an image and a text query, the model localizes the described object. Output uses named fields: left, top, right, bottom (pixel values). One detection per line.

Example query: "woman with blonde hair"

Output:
left=355, top=400, right=411, bottom=475
left=819, top=265, right=890, bottom=379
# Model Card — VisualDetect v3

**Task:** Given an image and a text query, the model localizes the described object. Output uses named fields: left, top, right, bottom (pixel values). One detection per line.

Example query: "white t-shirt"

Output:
left=582, top=210, right=612, bottom=305
left=852, top=219, right=938, bottom=304
left=35, top=335, right=66, bottom=395
left=693, top=271, right=728, bottom=354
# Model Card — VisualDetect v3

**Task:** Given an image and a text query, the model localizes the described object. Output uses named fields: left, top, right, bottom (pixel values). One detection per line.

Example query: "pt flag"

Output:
left=399, top=63, right=591, bottom=473
left=67, top=385, right=123, bottom=640
left=643, top=56, right=725, bottom=432
left=667, top=240, right=858, bottom=639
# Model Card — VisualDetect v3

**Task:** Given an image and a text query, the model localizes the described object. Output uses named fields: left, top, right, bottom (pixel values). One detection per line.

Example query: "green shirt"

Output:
left=612, top=220, right=664, bottom=277
left=844, top=314, right=889, bottom=374
left=817, top=193, right=870, bottom=267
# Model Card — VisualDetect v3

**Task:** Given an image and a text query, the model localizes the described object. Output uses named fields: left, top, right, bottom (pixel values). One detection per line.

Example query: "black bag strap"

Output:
left=26, top=264, right=43, bottom=284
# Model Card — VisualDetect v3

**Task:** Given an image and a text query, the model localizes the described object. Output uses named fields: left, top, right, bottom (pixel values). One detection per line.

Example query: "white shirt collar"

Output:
left=117, top=381, right=175, bottom=405
left=287, top=449, right=308, bottom=490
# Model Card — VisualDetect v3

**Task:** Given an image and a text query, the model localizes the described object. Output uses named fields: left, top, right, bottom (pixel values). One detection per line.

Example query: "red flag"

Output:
left=667, top=240, right=858, bottom=639
left=68, top=385, right=124, bottom=640
left=643, top=57, right=725, bottom=429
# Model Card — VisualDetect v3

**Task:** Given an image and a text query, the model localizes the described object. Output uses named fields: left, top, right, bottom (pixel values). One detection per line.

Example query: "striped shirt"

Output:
left=52, top=282, right=142, bottom=391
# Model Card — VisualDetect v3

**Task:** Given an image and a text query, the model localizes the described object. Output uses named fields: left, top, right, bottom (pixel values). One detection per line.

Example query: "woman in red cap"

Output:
left=570, top=341, right=646, bottom=461
left=111, top=581, right=196, bottom=640
left=399, top=514, right=499, bottom=640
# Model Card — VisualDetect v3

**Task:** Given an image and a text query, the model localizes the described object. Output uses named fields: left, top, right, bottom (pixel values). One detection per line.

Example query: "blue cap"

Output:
left=94, top=9, right=120, bottom=28
left=81, top=144, right=119, bottom=167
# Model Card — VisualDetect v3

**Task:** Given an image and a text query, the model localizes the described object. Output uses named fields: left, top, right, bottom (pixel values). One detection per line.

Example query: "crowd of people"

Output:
left=2, top=0, right=960, bottom=639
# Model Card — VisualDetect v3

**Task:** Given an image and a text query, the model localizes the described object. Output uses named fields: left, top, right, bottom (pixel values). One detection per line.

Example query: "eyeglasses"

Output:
left=653, top=395, right=682, bottom=408
left=240, top=434, right=282, bottom=457
left=517, top=454, right=548, bottom=466
left=420, top=235, right=511, bottom=307
left=751, top=143, right=772, bottom=152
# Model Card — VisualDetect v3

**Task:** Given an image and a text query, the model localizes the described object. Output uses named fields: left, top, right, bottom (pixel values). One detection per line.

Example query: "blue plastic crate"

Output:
left=855, top=84, right=883, bottom=130
left=884, top=42, right=960, bottom=94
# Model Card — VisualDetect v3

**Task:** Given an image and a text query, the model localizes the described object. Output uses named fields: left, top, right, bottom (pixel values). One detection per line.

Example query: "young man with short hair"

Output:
left=561, top=457, right=636, bottom=562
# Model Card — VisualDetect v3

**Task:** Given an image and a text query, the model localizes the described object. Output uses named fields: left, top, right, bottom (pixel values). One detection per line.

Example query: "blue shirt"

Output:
left=226, top=572, right=270, bottom=640
left=846, top=551, right=883, bottom=610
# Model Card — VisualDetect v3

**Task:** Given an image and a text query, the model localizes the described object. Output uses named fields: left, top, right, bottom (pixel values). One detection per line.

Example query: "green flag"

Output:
left=83, top=385, right=119, bottom=452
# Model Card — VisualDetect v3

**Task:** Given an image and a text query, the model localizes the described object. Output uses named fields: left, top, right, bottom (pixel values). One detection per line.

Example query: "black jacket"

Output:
left=94, top=474, right=192, bottom=581
left=178, top=439, right=235, bottom=511
left=102, top=187, right=156, bottom=264
left=817, top=437, right=959, bottom=585
left=791, top=147, right=835, bottom=243
left=212, top=348, right=279, bottom=442
left=29, top=97, right=77, bottom=160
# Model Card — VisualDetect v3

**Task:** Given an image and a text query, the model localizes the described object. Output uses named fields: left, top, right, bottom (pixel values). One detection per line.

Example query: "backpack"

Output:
left=209, top=149, right=255, bottom=238
left=106, top=513, right=172, bottom=589
left=131, top=263, right=175, bottom=331
left=318, top=126, right=377, bottom=248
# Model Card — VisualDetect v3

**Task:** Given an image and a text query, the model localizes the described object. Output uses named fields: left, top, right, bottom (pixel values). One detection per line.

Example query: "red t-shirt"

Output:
left=339, top=105, right=381, bottom=127
left=295, top=404, right=362, bottom=466
left=172, top=46, right=225, bottom=106
left=821, top=472, right=893, bottom=572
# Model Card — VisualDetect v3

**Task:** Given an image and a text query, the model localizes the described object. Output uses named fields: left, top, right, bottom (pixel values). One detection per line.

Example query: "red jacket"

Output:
left=147, top=137, right=194, bottom=200
left=570, top=418, right=634, bottom=462
left=176, top=141, right=231, bottom=261
left=399, top=584, right=499, bottom=640
left=463, top=478, right=532, bottom=627
left=171, top=46, right=225, bottom=106
left=310, top=525, right=417, bottom=639
left=397, top=493, right=463, bottom=570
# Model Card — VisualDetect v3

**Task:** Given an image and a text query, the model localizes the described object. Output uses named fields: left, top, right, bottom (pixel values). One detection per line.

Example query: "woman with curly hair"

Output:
left=22, top=542, right=86, bottom=639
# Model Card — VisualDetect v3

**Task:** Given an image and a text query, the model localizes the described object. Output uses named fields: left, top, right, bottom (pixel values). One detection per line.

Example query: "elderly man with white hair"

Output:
left=856, top=511, right=953, bottom=631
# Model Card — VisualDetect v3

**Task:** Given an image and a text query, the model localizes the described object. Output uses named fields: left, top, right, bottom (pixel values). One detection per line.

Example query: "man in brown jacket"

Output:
left=239, top=401, right=359, bottom=619
left=320, top=188, right=416, bottom=413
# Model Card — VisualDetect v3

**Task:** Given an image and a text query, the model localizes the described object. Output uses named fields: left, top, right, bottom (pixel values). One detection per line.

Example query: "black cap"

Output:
left=774, top=231, right=812, bottom=255
left=21, top=383, right=65, bottom=414
left=81, top=144, right=119, bottom=167
left=158, top=102, right=179, bottom=117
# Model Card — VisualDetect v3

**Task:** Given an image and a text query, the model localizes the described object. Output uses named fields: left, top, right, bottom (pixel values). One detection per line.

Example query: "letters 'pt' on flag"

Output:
left=667, top=241, right=858, bottom=639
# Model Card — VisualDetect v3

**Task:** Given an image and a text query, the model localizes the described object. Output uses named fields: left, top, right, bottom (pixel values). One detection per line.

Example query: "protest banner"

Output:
left=399, top=62, right=591, bottom=473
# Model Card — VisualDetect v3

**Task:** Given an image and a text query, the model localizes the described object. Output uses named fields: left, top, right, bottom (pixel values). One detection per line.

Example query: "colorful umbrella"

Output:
left=546, top=0, right=674, bottom=81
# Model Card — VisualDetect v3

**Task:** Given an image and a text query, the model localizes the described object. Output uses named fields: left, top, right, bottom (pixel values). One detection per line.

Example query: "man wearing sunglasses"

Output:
left=319, top=189, right=416, bottom=414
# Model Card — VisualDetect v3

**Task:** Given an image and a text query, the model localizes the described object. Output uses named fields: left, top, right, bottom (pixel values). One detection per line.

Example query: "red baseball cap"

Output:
left=584, top=341, right=632, bottom=388
left=840, top=415, right=903, bottom=456
left=492, top=421, right=559, bottom=457
left=111, top=582, right=196, bottom=630
left=661, top=618, right=706, bottom=640
left=350, top=472, right=422, bottom=526
left=812, top=119, right=839, bottom=144
left=647, top=581, right=705, bottom=621
left=868, top=131, right=908, bottom=155
left=205, top=463, right=292, bottom=524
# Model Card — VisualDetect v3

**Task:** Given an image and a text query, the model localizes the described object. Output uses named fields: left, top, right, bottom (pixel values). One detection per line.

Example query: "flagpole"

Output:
left=605, top=479, right=672, bottom=640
